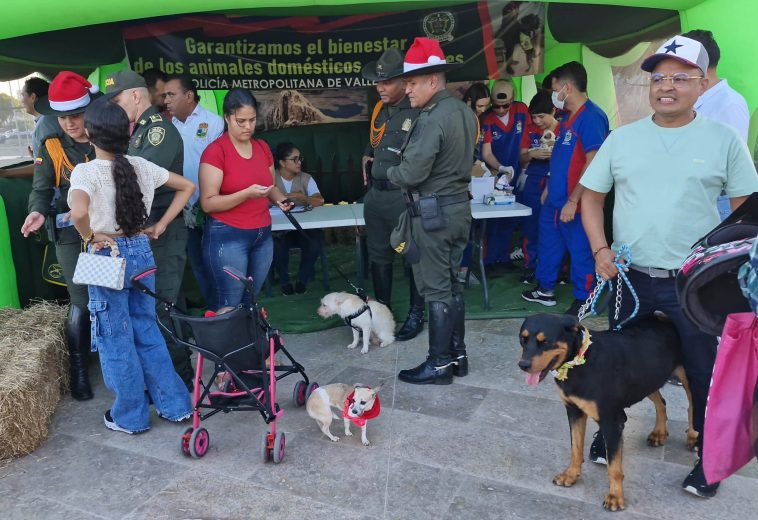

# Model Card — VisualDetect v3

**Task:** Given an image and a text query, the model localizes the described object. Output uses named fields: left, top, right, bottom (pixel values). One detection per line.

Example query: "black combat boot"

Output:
left=370, top=262, right=393, bottom=309
left=398, top=301, right=454, bottom=385
left=66, top=304, right=93, bottom=401
left=396, top=271, right=425, bottom=341
left=450, top=292, right=468, bottom=377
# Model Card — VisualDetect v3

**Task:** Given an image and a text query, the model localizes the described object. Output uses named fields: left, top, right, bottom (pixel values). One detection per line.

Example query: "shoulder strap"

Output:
left=44, top=137, right=75, bottom=187
left=369, top=101, right=386, bottom=149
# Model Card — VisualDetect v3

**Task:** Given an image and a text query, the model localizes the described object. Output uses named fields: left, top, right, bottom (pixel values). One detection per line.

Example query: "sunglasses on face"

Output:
left=492, top=103, right=511, bottom=111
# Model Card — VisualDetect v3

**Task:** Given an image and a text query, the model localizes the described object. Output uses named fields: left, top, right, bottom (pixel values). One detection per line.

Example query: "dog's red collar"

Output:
left=342, top=390, right=381, bottom=427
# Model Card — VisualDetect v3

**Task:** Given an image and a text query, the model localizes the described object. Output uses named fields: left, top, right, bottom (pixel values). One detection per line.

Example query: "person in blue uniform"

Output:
left=480, top=80, right=530, bottom=273
left=517, top=90, right=559, bottom=284
left=522, top=61, right=608, bottom=315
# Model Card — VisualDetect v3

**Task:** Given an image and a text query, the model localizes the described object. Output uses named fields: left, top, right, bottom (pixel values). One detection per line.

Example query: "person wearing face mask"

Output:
left=522, top=61, right=608, bottom=316
left=20, top=71, right=101, bottom=401
left=480, top=79, right=530, bottom=274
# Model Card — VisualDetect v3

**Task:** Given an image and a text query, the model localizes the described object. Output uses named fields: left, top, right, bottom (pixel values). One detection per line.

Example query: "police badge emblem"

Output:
left=401, top=118, right=412, bottom=132
left=422, top=11, right=456, bottom=42
left=196, top=122, right=209, bottom=138
left=147, top=127, right=165, bottom=146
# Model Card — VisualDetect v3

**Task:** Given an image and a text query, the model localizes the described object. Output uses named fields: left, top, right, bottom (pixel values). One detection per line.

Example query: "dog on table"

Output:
left=317, top=292, right=395, bottom=354
left=306, top=383, right=381, bottom=446
left=517, top=314, right=696, bottom=511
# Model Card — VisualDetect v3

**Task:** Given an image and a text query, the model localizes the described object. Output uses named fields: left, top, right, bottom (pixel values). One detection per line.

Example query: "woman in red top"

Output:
left=199, top=89, right=292, bottom=308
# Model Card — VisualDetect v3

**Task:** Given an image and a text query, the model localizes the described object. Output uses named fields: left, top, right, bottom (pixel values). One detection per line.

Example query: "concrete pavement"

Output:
left=2, top=317, right=756, bottom=519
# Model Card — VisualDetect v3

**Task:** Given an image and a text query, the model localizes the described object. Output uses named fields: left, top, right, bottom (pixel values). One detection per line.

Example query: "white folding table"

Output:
left=269, top=202, right=531, bottom=310
left=470, top=202, right=532, bottom=310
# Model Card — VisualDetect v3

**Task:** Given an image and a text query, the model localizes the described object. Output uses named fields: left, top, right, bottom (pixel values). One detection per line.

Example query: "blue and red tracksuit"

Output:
left=518, top=122, right=552, bottom=270
left=481, top=102, right=530, bottom=265
left=536, top=99, right=608, bottom=299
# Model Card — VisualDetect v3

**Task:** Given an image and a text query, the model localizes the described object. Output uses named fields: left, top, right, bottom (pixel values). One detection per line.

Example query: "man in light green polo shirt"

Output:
left=580, top=35, right=758, bottom=500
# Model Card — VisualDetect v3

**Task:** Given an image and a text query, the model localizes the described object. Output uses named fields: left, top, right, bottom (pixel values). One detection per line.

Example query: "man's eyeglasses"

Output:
left=286, top=156, right=303, bottom=163
left=492, top=103, right=511, bottom=112
left=649, top=73, right=704, bottom=86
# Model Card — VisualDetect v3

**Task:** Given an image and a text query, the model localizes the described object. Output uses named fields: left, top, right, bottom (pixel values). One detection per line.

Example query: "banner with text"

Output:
left=123, top=1, right=545, bottom=91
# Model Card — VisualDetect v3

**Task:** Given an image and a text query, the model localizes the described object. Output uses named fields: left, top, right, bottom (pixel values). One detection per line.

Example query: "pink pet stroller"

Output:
left=131, top=265, right=318, bottom=463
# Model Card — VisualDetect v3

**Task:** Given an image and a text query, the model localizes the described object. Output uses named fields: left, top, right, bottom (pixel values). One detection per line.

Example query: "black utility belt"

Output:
left=371, top=178, right=401, bottom=191
left=628, top=264, right=679, bottom=279
left=404, top=192, right=470, bottom=232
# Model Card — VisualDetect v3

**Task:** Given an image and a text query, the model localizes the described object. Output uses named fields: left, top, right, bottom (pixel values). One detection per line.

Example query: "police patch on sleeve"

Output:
left=147, top=127, right=165, bottom=146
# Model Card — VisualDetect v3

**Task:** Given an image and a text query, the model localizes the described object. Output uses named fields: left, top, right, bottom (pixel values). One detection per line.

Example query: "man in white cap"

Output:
left=386, top=37, right=479, bottom=385
left=580, top=35, right=758, bottom=500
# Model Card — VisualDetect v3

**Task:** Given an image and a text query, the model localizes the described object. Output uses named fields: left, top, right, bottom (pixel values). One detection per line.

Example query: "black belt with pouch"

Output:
left=404, top=192, right=470, bottom=231
left=371, top=178, right=401, bottom=191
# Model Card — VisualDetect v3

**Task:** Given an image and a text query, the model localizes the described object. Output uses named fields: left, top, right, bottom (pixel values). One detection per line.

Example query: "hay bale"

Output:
left=0, top=301, right=68, bottom=460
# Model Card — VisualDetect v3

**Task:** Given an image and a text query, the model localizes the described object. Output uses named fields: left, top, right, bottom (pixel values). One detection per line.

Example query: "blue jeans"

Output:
left=186, top=225, right=215, bottom=308
left=88, top=235, right=191, bottom=433
left=610, top=268, right=717, bottom=452
left=203, top=217, right=273, bottom=308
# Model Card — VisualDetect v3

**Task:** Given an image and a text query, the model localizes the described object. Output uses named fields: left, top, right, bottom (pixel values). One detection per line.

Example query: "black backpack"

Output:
left=676, top=192, right=758, bottom=336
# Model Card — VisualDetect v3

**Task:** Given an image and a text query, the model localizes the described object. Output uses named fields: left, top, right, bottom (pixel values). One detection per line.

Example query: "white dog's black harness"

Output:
left=344, top=304, right=372, bottom=331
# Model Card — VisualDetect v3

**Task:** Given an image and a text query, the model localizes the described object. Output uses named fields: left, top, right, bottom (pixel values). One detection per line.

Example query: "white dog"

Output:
left=317, top=292, right=395, bottom=354
left=306, top=383, right=381, bottom=446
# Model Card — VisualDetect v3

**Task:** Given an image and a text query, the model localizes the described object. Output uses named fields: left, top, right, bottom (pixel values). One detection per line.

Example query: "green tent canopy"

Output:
left=0, top=0, right=754, bottom=112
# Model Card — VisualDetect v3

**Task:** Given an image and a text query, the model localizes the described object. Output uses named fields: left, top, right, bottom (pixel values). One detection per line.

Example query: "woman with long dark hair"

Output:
left=199, top=88, right=293, bottom=307
left=68, top=100, right=195, bottom=434
left=272, top=141, right=324, bottom=295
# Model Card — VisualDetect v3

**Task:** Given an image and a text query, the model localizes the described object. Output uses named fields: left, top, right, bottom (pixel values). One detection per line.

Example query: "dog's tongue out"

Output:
left=525, top=372, right=541, bottom=386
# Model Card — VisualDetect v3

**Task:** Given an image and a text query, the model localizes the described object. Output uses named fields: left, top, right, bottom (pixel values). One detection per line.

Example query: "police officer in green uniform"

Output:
left=360, top=48, right=425, bottom=341
left=104, top=69, right=193, bottom=389
left=21, top=71, right=101, bottom=401
left=388, top=38, right=478, bottom=385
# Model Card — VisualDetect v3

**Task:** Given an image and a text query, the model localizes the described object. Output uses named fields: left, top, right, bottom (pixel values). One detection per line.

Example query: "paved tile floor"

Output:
left=2, top=318, right=756, bottom=519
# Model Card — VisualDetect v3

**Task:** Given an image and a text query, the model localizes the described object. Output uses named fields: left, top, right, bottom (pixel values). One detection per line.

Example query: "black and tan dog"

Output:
left=518, top=314, right=697, bottom=511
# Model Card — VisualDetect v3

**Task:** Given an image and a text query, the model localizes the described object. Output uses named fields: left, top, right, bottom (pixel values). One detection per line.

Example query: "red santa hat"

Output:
left=401, top=37, right=461, bottom=76
left=36, top=71, right=101, bottom=116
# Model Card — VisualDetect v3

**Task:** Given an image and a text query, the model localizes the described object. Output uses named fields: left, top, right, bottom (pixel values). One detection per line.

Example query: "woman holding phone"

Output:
left=199, top=89, right=292, bottom=307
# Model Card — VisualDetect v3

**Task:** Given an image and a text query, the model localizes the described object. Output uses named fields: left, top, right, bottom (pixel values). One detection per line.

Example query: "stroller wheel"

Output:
left=306, top=382, right=319, bottom=399
left=293, top=380, right=307, bottom=407
left=260, top=431, right=272, bottom=463
left=189, top=427, right=210, bottom=458
left=272, top=431, right=286, bottom=464
left=180, top=427, right=193, bottom=457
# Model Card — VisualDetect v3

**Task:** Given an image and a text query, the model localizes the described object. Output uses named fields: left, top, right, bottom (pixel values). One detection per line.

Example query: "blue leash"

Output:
left=584, top=244, right=640, bottom=331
